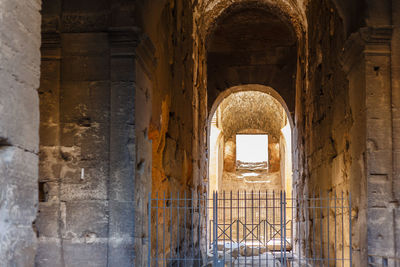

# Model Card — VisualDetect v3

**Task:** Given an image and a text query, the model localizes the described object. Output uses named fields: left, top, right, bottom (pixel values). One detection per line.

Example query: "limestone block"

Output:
left=60, top=168, right=108, bottom=201
left=367, top=208, right=395, bottom=256
left=36, top=203, right=60, bottom=238
left=39, top=147, right=62, bottom=181
left=0, top=74, right=39, bottom=152
left=108, top=201, right=135, bottom=237
left=368, top=175, right=391, bottom=207
left=63, top=201, right=109, bottom=239
left=60, top=81, right=110, bottom=123
left=111, top=57, right=135, bottom=81
left=0, top=147, right=38, bottom=223
left=62, top=33, right=109, bottom=56
left=35, top=239, right=63, bottom=267
left=63, top=241, right=107, bottom=267
left=61, top=56, right=109, bottom=81
left=368, top=150, right=391, bottom=174
left=0, top=225, right=37, bottom=266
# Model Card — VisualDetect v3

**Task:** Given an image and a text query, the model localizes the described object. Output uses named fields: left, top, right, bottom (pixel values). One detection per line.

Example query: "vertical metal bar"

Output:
left=273, top=190, right=276, bottom=267
left=148, top=192, right=152, bottom=267
left=334, top=191, right=337, bottom=267
left=156, top=192, right=159, bottom=267
left=266, top=191, right=268, bottom=267
left=284, top=191, right=287, bottom=266
left=298, top=192, right=301, bottom=266
left=259, top=191, right=261, bottom=267
left=230, top=191, right=233, bottom=267
left=245, top=191, right=247, bottom=258
left=163, top=192, right=166, bottom=267
left=313, top=191, right=316, bottom=267
left=177, top=191, right=180, bottom=266
left=251, top=191, right=254, bottom=267
left=198, top=192, right=202, bottom=267
left=305, top=193, right=309, bottom=267
left=349, top=192, right=352, bottom=267
left=170, top=192, right=173, bottom=265
left=237, top=191, right=239, bottom=248
left=251, top=191, right=255, bottom=267
left=341, top=192, right=344, bottom=267
left=320, top=190, right=323, bottom=267
left=207, top=191, right=210, bottom=258
left=291, top=190, right=294, bottom=265
left=213, top=192, right=218, bottom=266
left=280, top=191, right=283, bottom=265
left=184, top=191, right=187, bottom=265
left=223, top=191, right=226, bottom=265
left=327, top=191, right=330, bottom=267
left=191, top=190, right=194, bottom=266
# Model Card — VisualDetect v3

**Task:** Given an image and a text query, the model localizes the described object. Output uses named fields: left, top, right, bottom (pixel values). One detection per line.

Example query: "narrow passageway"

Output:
left=0, top=0, right=390, bottom=266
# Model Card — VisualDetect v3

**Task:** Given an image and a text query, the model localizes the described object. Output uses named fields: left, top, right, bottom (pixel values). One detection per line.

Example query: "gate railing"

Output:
left=148, top=191, right=352, bottom=266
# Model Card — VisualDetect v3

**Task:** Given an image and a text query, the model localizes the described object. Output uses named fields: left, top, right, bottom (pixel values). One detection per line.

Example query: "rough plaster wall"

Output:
left=0, top=0, right=41, bottom=265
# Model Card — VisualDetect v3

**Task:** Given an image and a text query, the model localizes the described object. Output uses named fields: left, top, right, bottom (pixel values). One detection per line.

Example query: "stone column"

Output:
left=343, top=26, right=395, bottom=266
left=108, top=26, right=156, bottom=266
left=0, top=0, right=41, bottom=265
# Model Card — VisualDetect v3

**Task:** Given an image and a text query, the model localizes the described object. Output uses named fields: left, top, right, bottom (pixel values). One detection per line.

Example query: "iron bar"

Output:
left=148, top=192, right=151, bottom=266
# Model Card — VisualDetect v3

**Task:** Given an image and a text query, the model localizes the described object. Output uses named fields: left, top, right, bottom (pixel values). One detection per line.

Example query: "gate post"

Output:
left=213, top=192, right=219, bottom=266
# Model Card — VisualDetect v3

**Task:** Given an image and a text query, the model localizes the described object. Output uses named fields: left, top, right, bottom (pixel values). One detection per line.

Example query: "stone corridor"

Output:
left=0, top=0, right=399, bottom=266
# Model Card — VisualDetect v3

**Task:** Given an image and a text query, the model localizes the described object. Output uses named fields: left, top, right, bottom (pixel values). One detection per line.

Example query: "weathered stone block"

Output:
left=0, top=75, right=39, bottom=152
left=111, top=57, right=135, bottom=81
left=63, top=201, right=109, bottom=239
left=109, top=201, right=135, bottom=237
left=60, top=176, right=108, bottom=201
left=63, top=241, right=107, bottom=267
left=368, top=150, right=392, bottom=174
left=35, top=239, right=63, bottom=267
left=61, top=56, right=109, bottom=81
left=39, top=147, right=61, bottom=181
left=107, top=242, right=135, bottom=266
left=62, top=33, right=109, bottom=56
left=0, top=147, right=38, bottom=223
left=367, top=208, right=395, bottom=256
left=36, top=203, right=60, bottom=238
left=0, top=225, right=37, bottom=267
left=40, top=60, right=61, bottom=81
left=60, top=81, right=110, bottom=123
left=40, top=125, right=59, bottom=146
left=368, top=175, right=391, bottom=207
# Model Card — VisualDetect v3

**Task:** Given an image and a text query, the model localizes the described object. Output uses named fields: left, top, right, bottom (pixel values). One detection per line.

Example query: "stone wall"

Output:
left=37, top=0, right=139, bottom=265
left=0, top=0, right=41, bottom=265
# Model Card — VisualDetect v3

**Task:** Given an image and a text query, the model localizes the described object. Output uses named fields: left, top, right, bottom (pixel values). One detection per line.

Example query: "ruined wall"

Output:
left=0, top=0, right=41, bottom=265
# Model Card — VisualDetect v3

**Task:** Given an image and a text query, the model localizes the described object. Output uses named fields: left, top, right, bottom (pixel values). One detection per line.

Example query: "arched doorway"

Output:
left=207, top=85, right=293, bottom=196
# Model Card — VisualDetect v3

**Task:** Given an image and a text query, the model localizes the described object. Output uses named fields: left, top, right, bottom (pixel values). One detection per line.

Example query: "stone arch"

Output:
left=208, top=84, right=293, bottom=129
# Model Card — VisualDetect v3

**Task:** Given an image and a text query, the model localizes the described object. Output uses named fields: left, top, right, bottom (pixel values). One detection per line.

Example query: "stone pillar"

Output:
left=343, top=26, right=395, bottom=266
left=36, top=31, right=64, bottom=266
left=109, top=26, right=156, bottom=266
left=108, top=26, right=139, bottom=266
left=0, top=0, right=41, bottom=265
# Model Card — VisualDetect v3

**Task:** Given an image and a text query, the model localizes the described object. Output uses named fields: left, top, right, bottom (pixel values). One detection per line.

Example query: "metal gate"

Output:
left=148, top=191, right=352, bottom=266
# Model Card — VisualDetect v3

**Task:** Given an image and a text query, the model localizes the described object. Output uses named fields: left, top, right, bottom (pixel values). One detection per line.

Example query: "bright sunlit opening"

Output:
left=236, top=134, right=268, bottom=163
